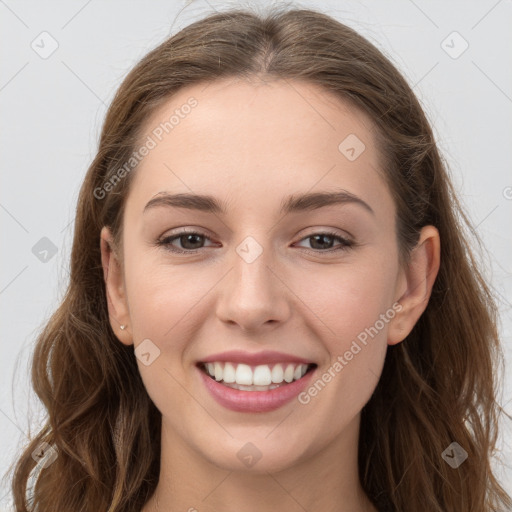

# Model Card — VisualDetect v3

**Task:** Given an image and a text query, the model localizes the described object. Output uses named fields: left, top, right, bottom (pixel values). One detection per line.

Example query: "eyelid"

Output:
left=296, top=225, right=355, bottom=242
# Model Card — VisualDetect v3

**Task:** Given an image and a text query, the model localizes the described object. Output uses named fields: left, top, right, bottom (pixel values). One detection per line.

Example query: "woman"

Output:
left=9, top=6, right=511, bottom=512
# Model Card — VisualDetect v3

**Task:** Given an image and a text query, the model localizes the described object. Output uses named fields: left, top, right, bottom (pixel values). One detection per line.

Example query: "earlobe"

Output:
left=387, top=225, right=441, bottom=345
left=100, top=226, right=133, bottom=346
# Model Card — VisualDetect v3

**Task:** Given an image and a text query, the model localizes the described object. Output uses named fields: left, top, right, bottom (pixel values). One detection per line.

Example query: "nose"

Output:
left=215, top=242, right=291, bottom=333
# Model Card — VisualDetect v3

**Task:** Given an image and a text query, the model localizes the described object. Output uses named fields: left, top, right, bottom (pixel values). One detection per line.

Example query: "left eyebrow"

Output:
left=143, top=189, right=374, bottom=216
left=280, top=189, right=374, bottom=216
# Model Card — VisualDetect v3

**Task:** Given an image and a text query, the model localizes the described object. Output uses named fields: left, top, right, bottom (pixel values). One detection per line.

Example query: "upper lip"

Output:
left=198, top=350, right=316, bottom=366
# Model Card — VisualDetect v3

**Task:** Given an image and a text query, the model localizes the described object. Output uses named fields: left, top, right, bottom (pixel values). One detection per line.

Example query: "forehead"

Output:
left=126, top=77, right=392, bottom=217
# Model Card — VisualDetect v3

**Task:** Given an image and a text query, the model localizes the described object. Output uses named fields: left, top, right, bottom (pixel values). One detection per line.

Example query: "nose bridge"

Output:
left=215, top=233, right=290, bottom=330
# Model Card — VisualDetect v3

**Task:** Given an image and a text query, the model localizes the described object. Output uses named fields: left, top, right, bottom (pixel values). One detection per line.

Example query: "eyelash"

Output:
left=155, top=229, right=355, bottom=255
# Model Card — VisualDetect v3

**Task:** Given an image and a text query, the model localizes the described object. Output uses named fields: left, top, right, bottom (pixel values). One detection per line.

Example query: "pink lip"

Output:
left=197, top=365, right=317, bottom=413
left=199, top=349, right=315, bottom=366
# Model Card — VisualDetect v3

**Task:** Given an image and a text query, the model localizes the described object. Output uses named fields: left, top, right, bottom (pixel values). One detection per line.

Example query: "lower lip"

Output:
left=197, top=365, right=316, bottom=413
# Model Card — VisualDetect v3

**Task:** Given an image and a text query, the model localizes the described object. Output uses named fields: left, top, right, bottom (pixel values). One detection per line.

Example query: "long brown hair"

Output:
left=7, top=6, right=511, bottom=511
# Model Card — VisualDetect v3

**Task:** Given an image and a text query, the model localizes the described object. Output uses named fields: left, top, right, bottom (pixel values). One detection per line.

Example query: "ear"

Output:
left=387, top=225, right=440, bottom=345
left=100, top=226, right=133, bottom=346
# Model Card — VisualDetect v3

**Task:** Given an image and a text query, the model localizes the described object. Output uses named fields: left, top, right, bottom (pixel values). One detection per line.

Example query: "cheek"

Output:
left=297, top=258, right=398, bottom=344
left=126, top=263, right=210, bottom=339
left=123, top=261, right=208, bottom=414
left=294, top=266, right=395, bottom=419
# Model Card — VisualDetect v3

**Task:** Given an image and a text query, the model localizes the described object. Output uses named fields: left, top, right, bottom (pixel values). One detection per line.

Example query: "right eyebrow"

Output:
left=143, top=192, right=229, bottom=214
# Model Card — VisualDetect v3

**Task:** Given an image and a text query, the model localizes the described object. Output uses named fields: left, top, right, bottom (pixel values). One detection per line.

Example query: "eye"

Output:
left=156, top=230, right=214, bottom=254
left=294, top=231, right=354, bottom=254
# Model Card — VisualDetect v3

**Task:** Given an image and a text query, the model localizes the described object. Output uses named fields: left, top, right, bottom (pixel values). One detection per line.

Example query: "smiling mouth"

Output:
left=197, top=361, right=317, bottom=391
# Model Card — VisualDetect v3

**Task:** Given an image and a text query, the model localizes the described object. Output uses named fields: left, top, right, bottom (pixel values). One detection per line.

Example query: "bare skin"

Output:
left=100, top=77, right=440, bottom=512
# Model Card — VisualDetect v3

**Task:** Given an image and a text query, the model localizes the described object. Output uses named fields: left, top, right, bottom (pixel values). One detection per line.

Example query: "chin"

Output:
left=199, top=436, right=310, bottom=475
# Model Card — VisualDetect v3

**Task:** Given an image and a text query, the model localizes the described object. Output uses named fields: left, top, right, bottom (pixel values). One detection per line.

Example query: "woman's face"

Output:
left=102, top=77, right=424, bottom=473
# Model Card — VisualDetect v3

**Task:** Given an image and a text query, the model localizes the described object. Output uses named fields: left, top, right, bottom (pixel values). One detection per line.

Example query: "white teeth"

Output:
left=235, top=364, right=253, bottom=385
left=202, top=361, right=311, bottom=386
left=223, top=362, right=236, bottom=383
left=271, top=364, right=284, bottom=383
left=214, top=362, right=223, bottom=381
left=283, top=364, right=295, bottom=383
left=253, top=365, right=272, bottom=386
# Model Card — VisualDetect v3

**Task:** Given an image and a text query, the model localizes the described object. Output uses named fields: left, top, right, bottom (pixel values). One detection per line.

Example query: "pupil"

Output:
left=311, top=234, right=333, bottom=250
left=182, top=234, right=203, bottom=249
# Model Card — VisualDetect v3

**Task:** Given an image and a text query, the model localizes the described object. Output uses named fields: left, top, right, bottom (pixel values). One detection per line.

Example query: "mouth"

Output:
left=196, top=361, right=318, bottom=391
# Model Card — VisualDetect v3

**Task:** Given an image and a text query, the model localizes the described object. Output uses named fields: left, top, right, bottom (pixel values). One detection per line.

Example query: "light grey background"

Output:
left=1, top=0, right=511, bottom=509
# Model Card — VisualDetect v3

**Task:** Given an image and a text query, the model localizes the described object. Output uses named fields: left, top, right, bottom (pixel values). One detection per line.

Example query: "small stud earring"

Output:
left=120, top=324, right=126, bottom=330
